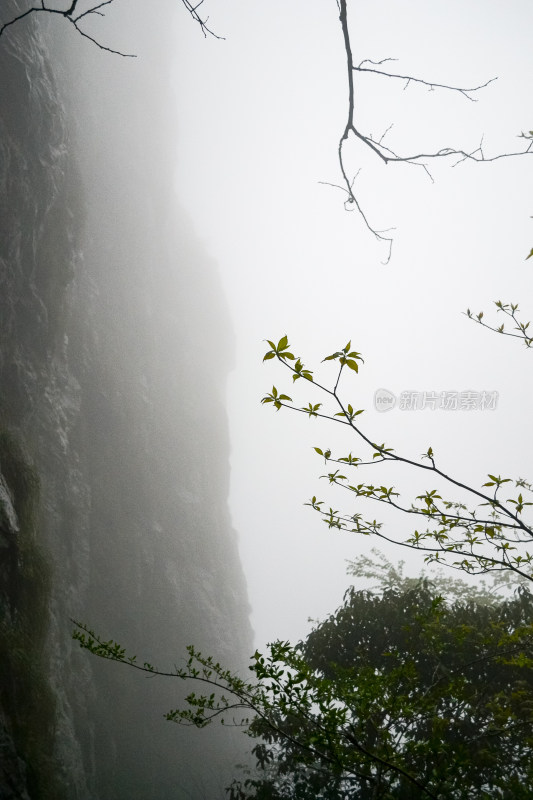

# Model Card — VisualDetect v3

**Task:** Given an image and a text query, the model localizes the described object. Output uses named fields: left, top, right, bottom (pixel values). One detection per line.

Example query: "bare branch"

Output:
left=69, top=16, right=136, bottom=57
left=331, top=0, right=533, bottom=262
left=355, top=58, right=498, bottom=101
left=334, top=0, right=394, bottom=263
left=179, top=0, right=224, bottom=40
left=0, top=1, right=135, bottom=57
left=0, top=7, right=36, bottom=39
left=72, top=1, right=116, bottom=23
left=0, top=0, right=223, bottom=56
left=64, top=0, right=82, bottom=16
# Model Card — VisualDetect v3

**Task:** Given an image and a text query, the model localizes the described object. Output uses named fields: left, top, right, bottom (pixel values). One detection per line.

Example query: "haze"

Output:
left=172, top=0, right=533, bottom=647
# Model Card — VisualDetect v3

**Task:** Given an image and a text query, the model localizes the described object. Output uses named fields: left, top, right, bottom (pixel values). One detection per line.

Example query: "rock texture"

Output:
left=0, top=5, right=252, bottom=798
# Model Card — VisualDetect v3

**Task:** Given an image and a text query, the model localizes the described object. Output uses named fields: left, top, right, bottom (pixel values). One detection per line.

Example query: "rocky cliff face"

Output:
left=0, top=6, right=252, bottom=798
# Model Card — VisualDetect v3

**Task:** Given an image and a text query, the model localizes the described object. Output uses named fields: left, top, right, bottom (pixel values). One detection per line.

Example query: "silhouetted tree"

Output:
left=74, top=566, right=533, bottom=798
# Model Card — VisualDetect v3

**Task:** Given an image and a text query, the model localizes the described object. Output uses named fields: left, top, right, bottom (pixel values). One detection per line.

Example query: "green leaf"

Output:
left=263, top=351, right=276, bottom=361
left=277, top=335, right=289, bottom=351
left=345, top=359, right=359, bottom=372
left=526, top=247, right=533, bottom=260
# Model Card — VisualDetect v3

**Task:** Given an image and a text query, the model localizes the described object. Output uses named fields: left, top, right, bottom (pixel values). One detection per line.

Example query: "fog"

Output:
left=172, top=0, right=533, bottom=647
left=1, top=2, right=253, bottom=796
left=1, top=1, right=532, bottom=795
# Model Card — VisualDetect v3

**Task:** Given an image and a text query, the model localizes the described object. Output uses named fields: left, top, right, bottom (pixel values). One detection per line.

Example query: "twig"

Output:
left=0, top=0, right=223, bottom=57
left=356, top=58, right=498, bottom=102
left=331, top=0, right=532, bottom=263
left=466, top=303, right=533, bottom=349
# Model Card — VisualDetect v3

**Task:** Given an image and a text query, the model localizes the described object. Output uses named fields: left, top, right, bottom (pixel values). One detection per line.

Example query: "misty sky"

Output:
left=171, top=0, right=533, bottom=648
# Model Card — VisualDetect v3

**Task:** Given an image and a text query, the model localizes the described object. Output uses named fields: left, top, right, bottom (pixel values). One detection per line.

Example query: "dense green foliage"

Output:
left=74, top=324, right=533, bottom=797
left=74, top=568, right=533, bottom=799
left=225, top=577, right=533, bottom=799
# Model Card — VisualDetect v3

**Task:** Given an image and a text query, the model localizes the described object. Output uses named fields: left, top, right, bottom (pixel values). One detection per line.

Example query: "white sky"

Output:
left=172, top=0, right=533, bottom=649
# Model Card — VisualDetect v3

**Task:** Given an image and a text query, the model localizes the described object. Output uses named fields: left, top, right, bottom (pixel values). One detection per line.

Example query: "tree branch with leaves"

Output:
left=261, top=336, right=533, bottom=583
left=466, top=302, right=533, bottom=349
left=73, top=565, right=533, bottom=799
left=72, top=621, right=443, bottom=799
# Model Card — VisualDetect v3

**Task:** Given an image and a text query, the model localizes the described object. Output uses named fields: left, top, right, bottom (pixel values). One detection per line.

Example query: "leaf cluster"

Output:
left=228, top=580, right=533, bottom=799
left=466, top=302, right=533, bottom=348
left=261, top=336, right=533, bottom=583
left=74, top=575, right=533, bottom=799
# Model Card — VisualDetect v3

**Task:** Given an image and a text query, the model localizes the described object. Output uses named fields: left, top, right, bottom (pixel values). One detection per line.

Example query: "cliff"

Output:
left=0, top=5, right=252, bottom=798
